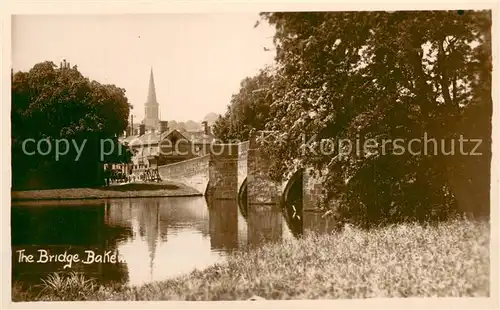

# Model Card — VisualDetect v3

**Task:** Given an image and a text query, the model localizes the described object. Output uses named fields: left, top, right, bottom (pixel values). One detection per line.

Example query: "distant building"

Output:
left=143, top=68, right=160, bottom=129
left=119, top=68, right=216, bottom=172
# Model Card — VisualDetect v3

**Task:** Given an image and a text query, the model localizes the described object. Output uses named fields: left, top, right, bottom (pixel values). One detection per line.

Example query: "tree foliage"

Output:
left=12, top=61, right=132, bottom=189
left=212, top=68, right=274, bottom=142
left=258, top=11, right=491, bottom=227
left=203, top=112, right=220, bottom=125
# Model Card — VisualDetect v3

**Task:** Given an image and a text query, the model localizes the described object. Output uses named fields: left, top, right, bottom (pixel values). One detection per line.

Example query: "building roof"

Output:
left=119, top=129, right=216, bottom=147
left=182, top=131, right=217, bottom=144
left=120, top=131, right=166, bottom=146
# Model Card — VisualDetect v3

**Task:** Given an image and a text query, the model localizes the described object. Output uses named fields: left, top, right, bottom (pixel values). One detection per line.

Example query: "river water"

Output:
left=11, top=197, right=298, bottom=288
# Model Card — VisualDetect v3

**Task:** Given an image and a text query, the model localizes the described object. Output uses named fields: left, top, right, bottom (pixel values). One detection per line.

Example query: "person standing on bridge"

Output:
left=104, top=164, right=111, bottom=187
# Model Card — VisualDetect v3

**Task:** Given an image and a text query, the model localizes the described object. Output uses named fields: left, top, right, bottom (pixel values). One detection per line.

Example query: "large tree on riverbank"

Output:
left=258, top=11, right=491, bottom=226
left=212, top=68, right=274, bottom=142
left=11, top=61, right=131, bottom=189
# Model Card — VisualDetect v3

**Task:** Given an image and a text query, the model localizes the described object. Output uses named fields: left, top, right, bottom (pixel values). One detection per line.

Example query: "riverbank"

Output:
left=13, top=217, right=489, bottom=301
left=11, top=182, right=202, bottom=201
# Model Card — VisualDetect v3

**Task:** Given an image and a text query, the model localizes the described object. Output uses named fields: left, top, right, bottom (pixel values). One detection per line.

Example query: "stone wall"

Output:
left=302, top=168, right=323, bottom=212
left=159, top=134, right=332, bottom=234
left=207, top=144, right=239, bottom=200
left=158, top=155, right=210, bottom=194
left=237, top=141, right=249, bottom=193
left=246, top=134, right=281, bottom=207
left=245, top=133, right=283, bottom=245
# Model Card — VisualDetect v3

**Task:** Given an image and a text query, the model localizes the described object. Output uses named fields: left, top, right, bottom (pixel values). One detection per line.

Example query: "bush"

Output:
left=37, top=272, right=97, bottom=301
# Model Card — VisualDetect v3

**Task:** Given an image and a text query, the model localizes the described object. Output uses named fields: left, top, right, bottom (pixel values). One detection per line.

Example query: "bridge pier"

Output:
left=204, top=143, right=240, bottom=249
left=158, top=132, right=338, bottom=238
left=207, top=144, right=239, bottom=200
left=302, top=168, right=337, bottom=234
left=246, top=133, right=283, bottom=246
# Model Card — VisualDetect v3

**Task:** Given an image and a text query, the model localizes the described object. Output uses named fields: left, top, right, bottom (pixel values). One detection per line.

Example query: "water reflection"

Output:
left=238, top=177, right=303, bottom=243
left=209, top=199, right=238, bottom=251
left=12, top=196, right=295, bottom=288
left=101, top=197, right=217, bottom=285
left=11, top=200, right=130, bottom=286
left=247, top=205, right=284, bottom=248
left=281, top=170, right=303, bottom=238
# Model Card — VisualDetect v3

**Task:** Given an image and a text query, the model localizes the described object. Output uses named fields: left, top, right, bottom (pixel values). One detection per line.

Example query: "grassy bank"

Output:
left=13, top=217, right=489, bottom=301
left=11, top=181, right=202, bottom=201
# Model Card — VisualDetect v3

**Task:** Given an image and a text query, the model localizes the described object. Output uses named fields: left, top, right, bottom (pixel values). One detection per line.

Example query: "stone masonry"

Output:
left=302, top=168, right=337, bottom=233
left=208, top=144, right=239, bottom=200
left=237, top=141, right=249, bottom=194
left=158, top=131, right=328, bottom=234
left=246, top=133, right=281, bottom=209
left=158, top=155, right=210, bottom=194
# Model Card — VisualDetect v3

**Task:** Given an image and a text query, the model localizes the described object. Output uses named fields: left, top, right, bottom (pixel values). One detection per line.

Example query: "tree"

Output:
left=203, top=112, right=220, bottom=126
left=185, top=120, right=200, bottom=131
left=177, top=122, right=187, bottom=132
left=11, top=61, right=131, bottom=189
left=212, top=113, right=232, bottom=141
left=259, top=11, right=491, bottom=227
left=212, top=68, right=274, bottom=142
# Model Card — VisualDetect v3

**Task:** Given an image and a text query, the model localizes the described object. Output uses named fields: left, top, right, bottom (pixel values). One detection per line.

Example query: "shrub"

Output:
left=37, top=272, right=97, bottom=301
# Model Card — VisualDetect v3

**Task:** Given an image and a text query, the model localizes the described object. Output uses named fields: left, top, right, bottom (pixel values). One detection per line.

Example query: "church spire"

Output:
left=147, top=67, right=157, bottom=104
left=144, top=67, right=160, bottom=129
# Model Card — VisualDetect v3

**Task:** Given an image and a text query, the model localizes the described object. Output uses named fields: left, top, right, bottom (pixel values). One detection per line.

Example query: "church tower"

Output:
left=143, top=67, right=160, bottom=129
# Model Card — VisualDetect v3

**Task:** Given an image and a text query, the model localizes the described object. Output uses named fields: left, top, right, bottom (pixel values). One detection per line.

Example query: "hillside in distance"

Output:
left=167, top=112, right=220, bottom=132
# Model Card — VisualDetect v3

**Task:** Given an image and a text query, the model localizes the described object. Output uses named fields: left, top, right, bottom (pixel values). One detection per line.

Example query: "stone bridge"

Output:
left=158, top=132, right=334, bottom=235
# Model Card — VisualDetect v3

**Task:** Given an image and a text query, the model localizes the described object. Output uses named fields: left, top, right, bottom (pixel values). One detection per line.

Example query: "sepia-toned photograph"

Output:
left=6, top=4, right=495, bottom=305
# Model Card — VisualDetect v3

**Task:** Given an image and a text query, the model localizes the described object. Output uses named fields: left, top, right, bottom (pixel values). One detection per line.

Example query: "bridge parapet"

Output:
left=158, top=155, right=210, bottom=194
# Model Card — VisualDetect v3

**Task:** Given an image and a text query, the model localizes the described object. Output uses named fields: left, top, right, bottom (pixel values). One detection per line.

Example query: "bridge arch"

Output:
left=237, top=177, right=248, bottom=219
left=280, top=169, right=303, bottom=236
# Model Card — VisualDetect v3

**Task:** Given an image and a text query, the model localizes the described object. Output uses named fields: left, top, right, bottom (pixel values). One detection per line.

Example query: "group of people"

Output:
left=138, top=168, right=162, bottom=182
left=103, top=165, right=161, bottom=186
left=103, top=166, right=128, bottom=186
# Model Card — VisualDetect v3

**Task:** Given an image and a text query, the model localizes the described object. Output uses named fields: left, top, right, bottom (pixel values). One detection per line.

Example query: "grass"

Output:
left=12, top=272, right=97, bottom=302
left=11, top=181, right=201, bottom=201
left=12, top=217, right=490, bottom=301
left=39, top=272, right=96, bottom=301
left=95, top=183, right=180, bottom=192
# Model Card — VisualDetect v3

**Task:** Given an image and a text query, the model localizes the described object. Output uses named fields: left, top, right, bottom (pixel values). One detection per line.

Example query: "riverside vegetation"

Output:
left=13, top=217, right=489, bottom=301
left=213, top=11, right=492, bottom=226
left=11, top=182, right=201, bottom=201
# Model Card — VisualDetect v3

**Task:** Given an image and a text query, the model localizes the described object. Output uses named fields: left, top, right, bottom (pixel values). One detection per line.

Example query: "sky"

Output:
left=12, top=14, right=276, bottom=122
